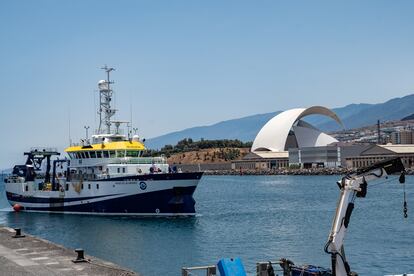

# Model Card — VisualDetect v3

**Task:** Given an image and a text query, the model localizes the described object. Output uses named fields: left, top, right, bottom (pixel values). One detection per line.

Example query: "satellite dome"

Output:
left=98, top=80, right=108, bottom=90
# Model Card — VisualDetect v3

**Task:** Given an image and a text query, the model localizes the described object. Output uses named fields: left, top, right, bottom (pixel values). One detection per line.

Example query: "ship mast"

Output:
left=98, top=65, right=116, bottom=134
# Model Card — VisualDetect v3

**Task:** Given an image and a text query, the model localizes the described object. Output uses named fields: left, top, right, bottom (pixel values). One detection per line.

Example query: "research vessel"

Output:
left=5, top=66, right=203, bottom=216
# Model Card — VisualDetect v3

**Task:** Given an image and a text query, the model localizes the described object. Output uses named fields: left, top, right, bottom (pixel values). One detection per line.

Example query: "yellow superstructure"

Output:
left=65, top=140, right=145, bottom=153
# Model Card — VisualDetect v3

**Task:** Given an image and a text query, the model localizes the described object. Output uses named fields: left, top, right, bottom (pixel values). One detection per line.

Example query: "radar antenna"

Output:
left=98, top=65, right=116, bottom=134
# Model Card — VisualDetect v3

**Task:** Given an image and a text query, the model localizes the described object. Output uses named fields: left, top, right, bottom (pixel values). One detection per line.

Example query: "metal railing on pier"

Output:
left=181, top=260, right=286, bottom=276
left=182, top=265, right=216, bottom=276
left=256, top=261, right=285, bottom=276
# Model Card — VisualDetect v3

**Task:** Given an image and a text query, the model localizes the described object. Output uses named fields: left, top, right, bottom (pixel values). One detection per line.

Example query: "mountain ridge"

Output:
left=146, top=94, right=414, bottom=149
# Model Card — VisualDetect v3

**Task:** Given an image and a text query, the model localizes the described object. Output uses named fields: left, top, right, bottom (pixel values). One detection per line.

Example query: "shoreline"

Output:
left=203, top=167, right=414, bottom=176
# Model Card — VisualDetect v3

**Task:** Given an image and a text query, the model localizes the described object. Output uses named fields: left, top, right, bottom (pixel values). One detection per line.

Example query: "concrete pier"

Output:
left=0, top=227, right=137, bottom=275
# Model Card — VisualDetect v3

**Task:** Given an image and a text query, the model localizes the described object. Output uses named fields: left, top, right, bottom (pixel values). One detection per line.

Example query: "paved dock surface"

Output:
left=0, top=227, right=137, bottom=275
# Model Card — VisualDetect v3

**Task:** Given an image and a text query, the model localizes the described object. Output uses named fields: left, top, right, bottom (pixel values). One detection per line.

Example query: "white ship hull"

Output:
left=5, top=172, right=203, bottom=216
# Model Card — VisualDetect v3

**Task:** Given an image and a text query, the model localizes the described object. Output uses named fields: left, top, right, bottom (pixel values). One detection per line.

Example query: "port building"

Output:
left=345, top=144, right=414, bottom=169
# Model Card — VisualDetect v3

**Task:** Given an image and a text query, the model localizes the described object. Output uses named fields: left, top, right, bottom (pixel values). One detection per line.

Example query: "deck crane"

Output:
left=323, top=157, right=407, bottom=276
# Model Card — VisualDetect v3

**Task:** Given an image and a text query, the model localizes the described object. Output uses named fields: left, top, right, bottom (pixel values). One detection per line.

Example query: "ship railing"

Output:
left=94, top=129, right=125, bottom=135
left=4, top=175, right=25, bottom=183
left=108, top=157, right=167, bottom=165
left=30, top=147, right=58, bottom=153
left=69, top=141, right=92, bottom=147
left=69, top=142, right=81, bottom=147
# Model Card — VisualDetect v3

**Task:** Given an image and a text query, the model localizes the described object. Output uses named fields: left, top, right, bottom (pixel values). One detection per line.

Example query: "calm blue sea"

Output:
left=0, top=175, right=413, bottom=275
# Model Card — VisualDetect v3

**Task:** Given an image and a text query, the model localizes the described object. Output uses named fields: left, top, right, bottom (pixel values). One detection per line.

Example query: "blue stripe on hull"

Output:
left=7, top=186, right=197, bottom=215
left=5, top=192, right=116, bottom=203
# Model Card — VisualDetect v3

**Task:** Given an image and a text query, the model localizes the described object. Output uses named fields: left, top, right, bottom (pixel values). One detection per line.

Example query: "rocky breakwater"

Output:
left=204, top=167, right=414, bottom=176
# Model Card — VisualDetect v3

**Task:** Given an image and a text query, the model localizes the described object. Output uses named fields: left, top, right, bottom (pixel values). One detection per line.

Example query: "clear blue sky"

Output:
left=1, top=1, right=414, bottom=168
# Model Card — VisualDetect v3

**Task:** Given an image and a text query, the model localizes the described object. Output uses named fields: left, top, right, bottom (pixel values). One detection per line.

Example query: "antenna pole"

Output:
left=84, top=126, right=90, bottom=140
left=98, top=65, right=116, bottom=134
left=377, top=120, right=381, bottom=144
left=68, top=109, right=72, bottom=145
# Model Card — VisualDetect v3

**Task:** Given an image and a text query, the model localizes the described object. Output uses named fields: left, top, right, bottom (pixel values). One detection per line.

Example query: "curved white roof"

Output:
left=251, top=106, right=343, bottom=152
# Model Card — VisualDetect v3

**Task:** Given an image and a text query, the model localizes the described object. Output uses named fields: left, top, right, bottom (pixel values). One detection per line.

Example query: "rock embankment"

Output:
left=204, top=168, right=414, bottom=176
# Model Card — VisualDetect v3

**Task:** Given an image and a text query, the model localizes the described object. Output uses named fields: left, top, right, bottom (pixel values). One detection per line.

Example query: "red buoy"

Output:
left=13, top=204, right=22, bottom=212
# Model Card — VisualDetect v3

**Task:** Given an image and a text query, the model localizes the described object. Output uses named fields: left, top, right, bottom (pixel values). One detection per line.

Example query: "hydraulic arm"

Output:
left=324, top=158, right=406, bottom=276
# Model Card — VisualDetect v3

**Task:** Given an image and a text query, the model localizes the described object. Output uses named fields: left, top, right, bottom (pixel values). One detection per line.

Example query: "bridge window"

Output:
left=126, top=151, right=139, bottom=157
left=103, top=151, right=110, bottom=158
left=84, top=152, right=90, bottom=158
left=117, top=150, right=125, bottom=158
left=90, top=151, right=96, bottom=158
left=96, top=151, right=102, bottom=158
left=80, top=152, right=86, bottom=159
left=109, top=151, right=116, bottom=158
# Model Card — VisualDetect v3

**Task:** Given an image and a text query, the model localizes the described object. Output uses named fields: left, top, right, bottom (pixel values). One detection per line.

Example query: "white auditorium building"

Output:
left=232, top=106, right=352, bottom=170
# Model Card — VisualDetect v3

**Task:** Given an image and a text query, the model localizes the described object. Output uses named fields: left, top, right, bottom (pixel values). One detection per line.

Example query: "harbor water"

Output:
left=0, top=175, right=413, bottom=275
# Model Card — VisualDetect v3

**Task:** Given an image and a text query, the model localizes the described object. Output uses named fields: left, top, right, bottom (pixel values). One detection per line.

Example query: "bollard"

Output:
left=72, top=248, right=87, bottom=263
left=12, top=228, right=25, bottom=238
